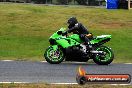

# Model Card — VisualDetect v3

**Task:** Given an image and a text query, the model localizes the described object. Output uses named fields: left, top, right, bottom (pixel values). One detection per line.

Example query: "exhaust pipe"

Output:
left=90, top=50, right=104, bottom=54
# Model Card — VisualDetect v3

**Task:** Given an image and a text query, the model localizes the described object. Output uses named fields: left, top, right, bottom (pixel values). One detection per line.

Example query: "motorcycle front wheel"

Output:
left=44, top=46, right=64, bottom=64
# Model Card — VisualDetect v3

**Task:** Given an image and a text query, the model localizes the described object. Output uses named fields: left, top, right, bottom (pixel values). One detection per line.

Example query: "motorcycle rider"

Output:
left=63, top=17, right=92, bottom=51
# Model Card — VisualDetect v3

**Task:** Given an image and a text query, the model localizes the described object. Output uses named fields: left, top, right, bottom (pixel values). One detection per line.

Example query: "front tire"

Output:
left=93, top=46, right=114, bottom=65
left=44, top=46, right=64, bottom=64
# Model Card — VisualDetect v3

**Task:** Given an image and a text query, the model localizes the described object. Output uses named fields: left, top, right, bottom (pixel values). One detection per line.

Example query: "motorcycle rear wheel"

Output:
left=93, top=46, right=114, bottom=65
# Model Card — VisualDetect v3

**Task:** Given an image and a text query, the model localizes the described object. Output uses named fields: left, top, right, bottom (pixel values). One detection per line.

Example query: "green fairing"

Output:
left=68, top=34, right=83, bottom=43
left=50, top=28, right=82, bottom=48
left=51, top=45, right=58, bottom=51
left=50, top=28, right=66, bottom=39
left=56, top=37, right=81, bottom=48
left=49, top=28, right=111, bottom=48
left=90, top=35, right=111, bottom=44
left=56, top=39, right=70, bottom=48
left=59, top=34, right=82, bottom=48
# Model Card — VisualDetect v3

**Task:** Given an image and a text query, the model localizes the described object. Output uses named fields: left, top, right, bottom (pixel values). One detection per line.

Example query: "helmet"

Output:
left=67, top=17, right=78, bottom=26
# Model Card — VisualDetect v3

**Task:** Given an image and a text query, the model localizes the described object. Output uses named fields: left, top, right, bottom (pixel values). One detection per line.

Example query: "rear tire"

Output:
left=44, top=46, right=64, bottom=64
left=93, top=46, right=114, bottom=65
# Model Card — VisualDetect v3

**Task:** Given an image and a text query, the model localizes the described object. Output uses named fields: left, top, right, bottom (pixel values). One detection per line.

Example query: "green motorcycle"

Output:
left=44, top=28, right=114, bottom=65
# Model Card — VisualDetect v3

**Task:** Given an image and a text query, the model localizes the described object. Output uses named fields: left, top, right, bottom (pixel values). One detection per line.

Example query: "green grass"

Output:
left=0, top=3, right=132, bottom=62
left=0, top=83, right=132, bottom=88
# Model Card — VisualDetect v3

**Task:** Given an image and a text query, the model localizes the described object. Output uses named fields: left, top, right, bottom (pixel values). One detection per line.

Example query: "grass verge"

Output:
left=0, top=83, right=132, bottom=88
left=0, top=3, right=132, bottom=62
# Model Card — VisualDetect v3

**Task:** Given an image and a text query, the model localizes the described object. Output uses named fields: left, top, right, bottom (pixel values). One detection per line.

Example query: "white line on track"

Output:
left=52, top=83, right=131, bottom=85
left=0, top=82, right=131, bottom=85
left=51, top=83, right=78, bottom=84
left=124, top=63, right=132, bottom=64
left=1, top=60, right=14, bottom=62
left=40, top=61, right=132, bottom=64
left=1, top=60, right=132, bottom=65
left=0, top=82, right=77, bottom=84
left=62, top=62, right=87, bottom=64
left=0, top=82, right=30, bottom=83
left=110, top=84, right=131, bottom=86
left=40, top=61, right=87, bottom=64
left=40, top=61, right=47, bottom=62
left=45, top=83, right=132, bottom=86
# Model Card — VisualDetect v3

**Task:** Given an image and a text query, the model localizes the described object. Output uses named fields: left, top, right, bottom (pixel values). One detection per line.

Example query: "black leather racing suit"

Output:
left=67, top=23, right=90, bottom=44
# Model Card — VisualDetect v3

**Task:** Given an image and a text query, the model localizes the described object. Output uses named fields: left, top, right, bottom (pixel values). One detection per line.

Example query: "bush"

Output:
left=56, top=0, right=72, bottom=5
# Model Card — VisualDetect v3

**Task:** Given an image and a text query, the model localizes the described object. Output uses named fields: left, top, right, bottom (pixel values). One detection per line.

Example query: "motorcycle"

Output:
left=44, top=28, right=114, bottom=65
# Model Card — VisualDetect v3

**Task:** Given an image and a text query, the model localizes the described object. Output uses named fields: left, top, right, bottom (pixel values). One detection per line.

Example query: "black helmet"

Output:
left=67, top=17, right=78, bottom=25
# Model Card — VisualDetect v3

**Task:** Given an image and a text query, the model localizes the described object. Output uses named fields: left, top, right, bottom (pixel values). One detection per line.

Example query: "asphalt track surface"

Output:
left=0, top=61, right=132, bottom=84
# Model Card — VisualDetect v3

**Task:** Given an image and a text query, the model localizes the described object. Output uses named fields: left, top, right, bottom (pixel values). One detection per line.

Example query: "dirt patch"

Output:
left=99, top=22, right=132, bottom=29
